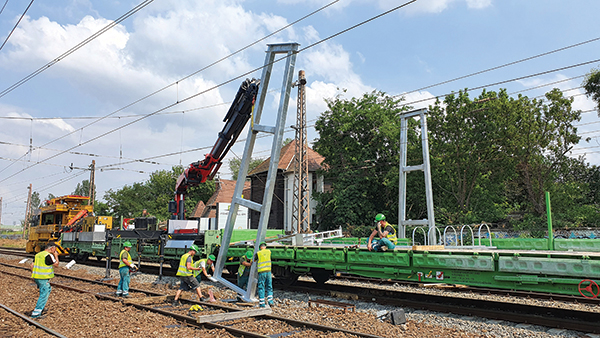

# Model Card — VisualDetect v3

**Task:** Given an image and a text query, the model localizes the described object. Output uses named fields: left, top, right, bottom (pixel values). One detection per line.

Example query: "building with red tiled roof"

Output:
left=248, top=140, right=326, bottom=231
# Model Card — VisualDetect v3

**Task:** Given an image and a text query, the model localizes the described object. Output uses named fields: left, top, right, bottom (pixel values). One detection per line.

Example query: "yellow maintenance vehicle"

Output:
left=26, top=195, right=113, bottom=254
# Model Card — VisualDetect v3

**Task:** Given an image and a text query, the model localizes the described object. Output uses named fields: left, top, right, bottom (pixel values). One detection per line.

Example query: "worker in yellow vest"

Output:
left=173, top=244, right=204, bottom=306
left=255, top=242, right=273, bottom=308
left=367, top=213, right=397, bottom=252
left=30, top=242, right=59, bottom=318
left=116, top=241, right=137, bottom=297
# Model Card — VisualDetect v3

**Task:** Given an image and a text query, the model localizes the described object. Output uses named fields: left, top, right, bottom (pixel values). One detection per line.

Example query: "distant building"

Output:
left=191, top=178, right=251, bottom=230
left=248, top=141, right=327, bottom=231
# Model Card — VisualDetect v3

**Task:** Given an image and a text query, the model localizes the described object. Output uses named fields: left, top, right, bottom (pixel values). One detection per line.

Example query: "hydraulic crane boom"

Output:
left=173, top=78, right=260, bottom=219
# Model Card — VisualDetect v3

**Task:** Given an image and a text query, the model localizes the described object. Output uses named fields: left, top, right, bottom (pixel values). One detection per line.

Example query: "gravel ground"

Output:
left=1, top=254, right=598, bottom=338
left=0, top=307, right=54, bottom=338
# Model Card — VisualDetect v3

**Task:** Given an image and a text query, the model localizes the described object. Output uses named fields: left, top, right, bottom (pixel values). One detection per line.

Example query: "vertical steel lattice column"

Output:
left=291, top=70, right=310, bottom=233
left=213, top=43, right=299, bottom=302
left=398, top=108, right=436, bottom=245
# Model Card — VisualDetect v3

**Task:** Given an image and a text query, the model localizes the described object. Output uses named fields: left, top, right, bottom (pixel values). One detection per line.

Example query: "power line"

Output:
left=0, top=0, right=419, bottom=184
left=0, top=0, right=338, bottom=175
left=0, top=0, right=34, bottom=52
left=0, top=0, right=9, bottom=16
left=396, top=36, right=600, bottom=98
left=400, top=58, right=600, bottom=108
left=0, top=0, right=154, bottom=98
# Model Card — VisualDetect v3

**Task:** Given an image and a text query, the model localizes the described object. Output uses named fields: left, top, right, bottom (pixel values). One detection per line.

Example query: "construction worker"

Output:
left=173, top=244, right=204, bottom=306
left=255, top=242, right=273, bottom=308
left=116, top=241, right=136, bottom=297
left=367, top=213, right=397, bottom=252
left=237, top=251, right=253, bottom=290
left=30, top=242, right=59, bottom=318
left=193, top=254, right=216, bottom=284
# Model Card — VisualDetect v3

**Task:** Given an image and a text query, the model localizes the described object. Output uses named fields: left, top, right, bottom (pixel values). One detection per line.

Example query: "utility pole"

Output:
left=0, top=197, right=3, bottom=226
left=88, top=160, right=95, bottom=207
left=291, top=70, right=310, bottom=233
left=23, top=184, right=32, bottom=239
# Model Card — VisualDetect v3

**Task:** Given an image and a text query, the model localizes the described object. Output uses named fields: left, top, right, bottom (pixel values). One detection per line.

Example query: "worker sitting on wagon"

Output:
left=237, top=251, right=253, bottom=290
left=173, top=245, right=206, bottom=306
left=116, top=241, right=137, bottom=297
left=367, top=213, right=397, bottom=252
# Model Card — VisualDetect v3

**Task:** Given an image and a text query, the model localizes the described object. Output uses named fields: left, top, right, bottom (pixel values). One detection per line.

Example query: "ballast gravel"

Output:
left=1, top=253, right=597, bottom=338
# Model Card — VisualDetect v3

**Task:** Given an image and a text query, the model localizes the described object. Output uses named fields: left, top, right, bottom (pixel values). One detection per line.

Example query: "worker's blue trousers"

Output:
left=373, top=238, right=395, bottom=251
left=257, top=272, right=273, bottom=307
left=32, top=279, right=51, bottom=317
left=238, top=275, right=249, bottom=290
left=117, top=267, right=130, bottom=296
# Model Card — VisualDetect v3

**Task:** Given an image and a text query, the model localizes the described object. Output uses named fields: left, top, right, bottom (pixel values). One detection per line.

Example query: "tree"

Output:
left=228, top=157, right=264, bottom=180
left=583, top=68, right=600, bottom=113
left=102, top=166, right=215, bottom=221
left=73, top=179, right=92, bottom=197
left=313, top=91, right=412, bottom=230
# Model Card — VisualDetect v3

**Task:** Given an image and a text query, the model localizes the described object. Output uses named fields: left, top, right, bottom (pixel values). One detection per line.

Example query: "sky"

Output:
left=1, top=0, right=599, bottom=226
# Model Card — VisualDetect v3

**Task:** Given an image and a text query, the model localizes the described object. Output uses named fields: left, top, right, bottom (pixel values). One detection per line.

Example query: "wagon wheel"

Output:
left=578, top=279, right=600, bottom=299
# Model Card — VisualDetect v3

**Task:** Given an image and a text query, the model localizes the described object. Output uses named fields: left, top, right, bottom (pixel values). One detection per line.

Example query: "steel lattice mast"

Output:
left=291, top=70, right=310, bottom=233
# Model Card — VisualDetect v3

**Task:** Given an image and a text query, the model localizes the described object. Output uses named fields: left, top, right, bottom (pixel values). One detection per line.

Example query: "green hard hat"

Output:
left=190, top=244, right=200, bottom=253
left=375, top=213, right=386, bottom=221
left=245, top=251, right=253, bottom=259
left=208, top=254, right=216, bottom=261
left=123, top=241, right=132, bottom=247
left=259, top=241, right=267, bottom=248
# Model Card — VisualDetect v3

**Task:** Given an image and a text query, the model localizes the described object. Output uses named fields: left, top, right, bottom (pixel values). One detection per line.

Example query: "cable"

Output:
left=0, top=0, right=419, bottom=184
left=0, top=0, right=9, bottom=16
left=400, top=58, right=600, bottom=108
left=0, top=0, right=154, bottom=98
left=0, top=0, right=34, bottom=52
left=396, top=36, right=600, bottom=98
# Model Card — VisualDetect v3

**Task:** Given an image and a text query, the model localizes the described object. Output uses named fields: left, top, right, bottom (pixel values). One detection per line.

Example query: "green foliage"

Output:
left=583, top=68, right=600, bottom=113
left=228, top=157, right=264, bottom=180
left=312, top=86, right=598, bottom=231
left=73, top=180, right=91, bottom=197
left=313, top=91, right=412, bottom=229
left=102, top=166, right=215, bottom=221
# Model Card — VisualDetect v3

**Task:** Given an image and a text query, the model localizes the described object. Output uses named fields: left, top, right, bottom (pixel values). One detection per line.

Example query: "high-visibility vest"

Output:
left=119, top=249, right=132, bottom=269
left=31, top=251, right=54, bottom=279
left=193, top=259, right=210, bottom=278
left=238, top=256, right=250, bottom=277
left=177, top=253, right=193, bottom=277
left=256, top=249, right=271, bottom=273
left=385, top=222, right=398, bottom=244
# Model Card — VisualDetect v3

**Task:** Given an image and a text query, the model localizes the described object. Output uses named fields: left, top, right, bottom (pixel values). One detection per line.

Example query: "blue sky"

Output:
left=1, top=0, right=599, bottom=226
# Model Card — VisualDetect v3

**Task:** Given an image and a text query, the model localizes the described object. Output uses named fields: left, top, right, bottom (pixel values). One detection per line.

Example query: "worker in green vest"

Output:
left=192, top=254, right=216, bottom=283
left=367, top=213, right=397, bottom=252
left=238, top=251, right=253, bottom=290
left=116, top=241, right=136, bottom=297
left=255, top=242, right=273, bottom=308
left=30, top=242, right=59, bottom=318
left=173, top=244, right=204, bottom=306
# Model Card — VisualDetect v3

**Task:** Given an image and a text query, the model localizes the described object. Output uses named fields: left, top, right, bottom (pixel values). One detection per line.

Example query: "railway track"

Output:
left=0, top=261, right=382, bottom=338
left=4, top=246, right=600, bottom=334
left=0, top=303, right=67, bottom=338
left=288, top=280, right=600, bottom=334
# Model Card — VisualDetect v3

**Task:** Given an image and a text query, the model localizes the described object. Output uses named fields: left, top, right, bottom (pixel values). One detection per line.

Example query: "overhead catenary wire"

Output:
left=0, top=0, right=338, bottom=175
left=0, top=0, right=419, bottom=185
left=0, top=0, right=34, bottom=52
left=0, top=0, right=9, bottom=16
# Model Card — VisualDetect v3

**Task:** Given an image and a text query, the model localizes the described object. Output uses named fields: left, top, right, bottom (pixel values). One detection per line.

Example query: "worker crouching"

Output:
left=116, top=241, right=137, bottom=297
left=367, top=213, right=397, bottom=252
left=173, top=245, right=215, bottom=305
left=256, top=242, right=273, bottom=308
left=30, top=242, right=59, bottom=318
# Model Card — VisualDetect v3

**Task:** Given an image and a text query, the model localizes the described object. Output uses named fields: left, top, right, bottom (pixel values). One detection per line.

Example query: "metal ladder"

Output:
left=398, top=108, right=436, bottom=245
left=213, top=43, right=299, bottom=302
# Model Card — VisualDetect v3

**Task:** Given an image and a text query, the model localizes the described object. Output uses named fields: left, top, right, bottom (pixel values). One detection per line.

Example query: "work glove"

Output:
left=130, top=264, right=137, bottom=270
